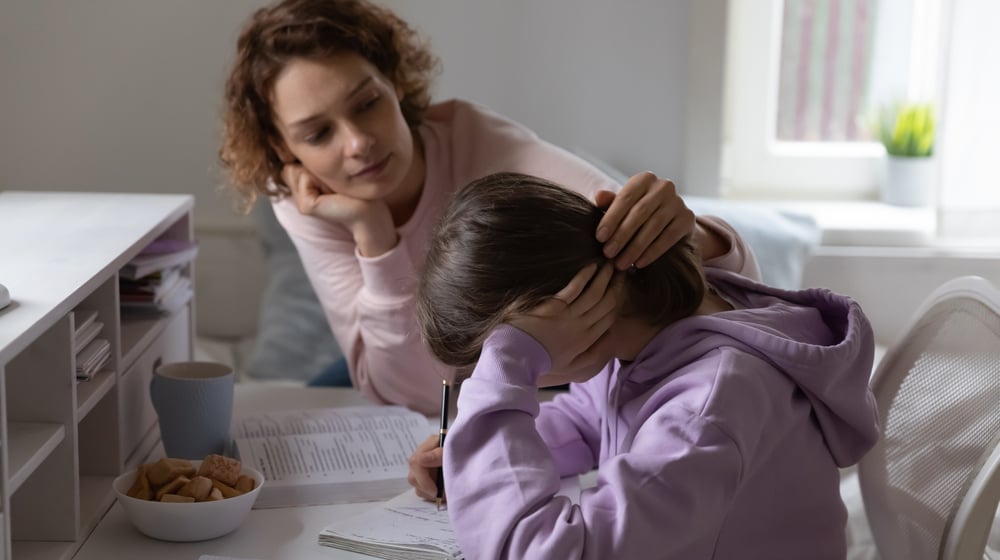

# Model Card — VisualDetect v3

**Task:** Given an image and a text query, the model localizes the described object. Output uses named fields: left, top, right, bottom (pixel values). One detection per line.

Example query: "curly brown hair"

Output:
left=219, top=0, right=440, bottom=209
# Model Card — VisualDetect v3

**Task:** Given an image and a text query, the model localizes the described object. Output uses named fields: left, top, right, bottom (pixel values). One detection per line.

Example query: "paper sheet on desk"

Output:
left=319, top=491, right=463, bottom=560
left=316, top=475, right=584, bottom=560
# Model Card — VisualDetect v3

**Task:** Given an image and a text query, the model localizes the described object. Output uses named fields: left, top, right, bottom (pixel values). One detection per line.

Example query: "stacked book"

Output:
left=120, top=239, right=197, bottom=316
left=73, top=310, right=110, bottom=381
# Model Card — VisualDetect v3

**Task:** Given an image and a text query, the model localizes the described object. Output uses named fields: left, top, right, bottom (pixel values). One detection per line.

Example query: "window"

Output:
left=722, top=0, right=942, bottom=200
left=774, top=0, right=877, bottom=144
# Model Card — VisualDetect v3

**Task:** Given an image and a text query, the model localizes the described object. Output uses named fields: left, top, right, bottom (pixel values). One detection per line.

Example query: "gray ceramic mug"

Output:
left=150, top=361, right=234, bottom=459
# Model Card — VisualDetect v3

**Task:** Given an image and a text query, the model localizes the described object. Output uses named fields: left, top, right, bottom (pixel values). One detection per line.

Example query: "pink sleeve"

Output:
left=271, top=199, right=450, bottom=416
left=697, top=215, right=762, bottom=281
left=444, top=325, right=744, bottom=559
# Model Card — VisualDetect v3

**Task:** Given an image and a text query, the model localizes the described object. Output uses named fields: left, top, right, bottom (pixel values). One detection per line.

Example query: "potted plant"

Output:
left=875, top=101, right=937, bottom=207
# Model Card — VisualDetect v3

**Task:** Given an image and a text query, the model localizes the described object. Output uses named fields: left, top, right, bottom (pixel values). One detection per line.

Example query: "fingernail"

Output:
left=604, top=241, right=619, bottom=256
left=596, top=226, right=609, bottom=242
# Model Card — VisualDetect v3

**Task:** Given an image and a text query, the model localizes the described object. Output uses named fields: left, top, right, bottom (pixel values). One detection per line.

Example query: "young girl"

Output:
left=219, top=0, right=758, bottom=414
left=412, top=172, right=880, bottom=558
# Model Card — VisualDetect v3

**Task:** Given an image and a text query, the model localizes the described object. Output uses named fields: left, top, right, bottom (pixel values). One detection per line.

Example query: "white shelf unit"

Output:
left=0, top=192, right=195, bottom=560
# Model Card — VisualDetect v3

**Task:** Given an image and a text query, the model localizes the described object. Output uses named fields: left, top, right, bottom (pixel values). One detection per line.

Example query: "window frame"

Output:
left=721, top=0, right=940, bottom=201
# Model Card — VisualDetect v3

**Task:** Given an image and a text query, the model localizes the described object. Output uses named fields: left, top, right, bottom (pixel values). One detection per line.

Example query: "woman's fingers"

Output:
left=285, top=165, right=320, bottom=215
left=595, top=173, right=653, bottom=247
left=633, top=213, right=694, bottom=268
left=284, top=164, right=337, bottom=217
left=596, top=172, right=695, bottom=270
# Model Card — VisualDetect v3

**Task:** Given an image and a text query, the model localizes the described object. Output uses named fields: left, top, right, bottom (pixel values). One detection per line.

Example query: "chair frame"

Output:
left=860, top=275, right=1000, bottom=560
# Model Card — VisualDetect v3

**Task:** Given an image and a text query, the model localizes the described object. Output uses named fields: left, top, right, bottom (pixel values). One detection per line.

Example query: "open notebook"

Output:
left=317, top=475, right=588, bottom=560
left=319, top=491, right=462, bottom=560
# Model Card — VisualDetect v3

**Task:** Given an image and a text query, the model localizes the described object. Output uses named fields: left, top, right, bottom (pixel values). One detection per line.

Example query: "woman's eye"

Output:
left=304, top=127, right=330, bottom=145
left=360, top=95, right=380, bottom=111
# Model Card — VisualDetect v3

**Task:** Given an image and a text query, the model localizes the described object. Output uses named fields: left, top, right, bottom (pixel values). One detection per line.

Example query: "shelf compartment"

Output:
left=119, top=316, right=167, bottom=372
left=118, top=307, right=190, bottom=463
left=75, top=370, right=116, bottom=421
left=7, top=422, right=65, bottom=494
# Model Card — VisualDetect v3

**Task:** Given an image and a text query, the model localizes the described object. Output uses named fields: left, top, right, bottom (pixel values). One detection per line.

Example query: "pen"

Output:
left=436, top=379, right=450, bottom=511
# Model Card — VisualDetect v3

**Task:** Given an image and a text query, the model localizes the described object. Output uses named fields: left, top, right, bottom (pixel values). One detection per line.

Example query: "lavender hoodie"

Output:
left=443, top=269, right=879, bottom=559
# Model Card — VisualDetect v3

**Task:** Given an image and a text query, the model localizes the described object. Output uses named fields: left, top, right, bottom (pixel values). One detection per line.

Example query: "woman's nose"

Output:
left=344, top=124, right=375, bottom=158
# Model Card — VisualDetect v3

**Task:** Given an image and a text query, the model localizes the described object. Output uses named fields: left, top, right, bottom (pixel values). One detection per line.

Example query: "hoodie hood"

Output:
left=621, top=268, right=879, bottom=467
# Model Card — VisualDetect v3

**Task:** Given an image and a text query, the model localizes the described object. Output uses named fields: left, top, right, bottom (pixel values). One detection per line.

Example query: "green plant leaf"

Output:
left=875, top=101, right=936, bottom=157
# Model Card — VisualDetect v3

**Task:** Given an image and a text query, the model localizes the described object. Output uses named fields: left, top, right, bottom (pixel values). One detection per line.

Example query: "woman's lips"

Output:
left=353, top=154, right=392, bottom=179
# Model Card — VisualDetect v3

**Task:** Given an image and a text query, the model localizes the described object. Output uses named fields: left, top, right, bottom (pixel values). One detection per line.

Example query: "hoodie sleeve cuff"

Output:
left=476, top=325, right=553, bottom=387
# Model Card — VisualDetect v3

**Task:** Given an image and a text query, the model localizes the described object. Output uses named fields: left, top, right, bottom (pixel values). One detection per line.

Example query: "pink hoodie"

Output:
left=444, top=268, right=879, bottom=559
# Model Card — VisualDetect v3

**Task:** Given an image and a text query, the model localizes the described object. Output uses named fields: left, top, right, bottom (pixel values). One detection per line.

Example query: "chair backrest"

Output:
left=859, top=275, right=1000, bottom=560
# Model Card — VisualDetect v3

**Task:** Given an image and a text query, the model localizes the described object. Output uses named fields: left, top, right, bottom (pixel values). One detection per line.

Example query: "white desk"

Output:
left=74, top=385, right=434, bottom=560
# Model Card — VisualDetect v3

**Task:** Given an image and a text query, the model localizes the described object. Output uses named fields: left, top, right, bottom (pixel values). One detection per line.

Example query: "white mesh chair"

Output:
left=859, top=275, right=1000, bottom=560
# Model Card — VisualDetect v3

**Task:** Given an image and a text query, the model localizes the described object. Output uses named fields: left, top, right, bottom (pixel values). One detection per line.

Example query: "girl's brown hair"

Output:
left=417, top=172, right=707, bottom=368
left=219, top=0, right=439, bottom=209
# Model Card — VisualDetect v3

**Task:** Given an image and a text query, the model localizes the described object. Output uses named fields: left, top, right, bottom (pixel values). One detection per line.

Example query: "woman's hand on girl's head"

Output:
left=508, top=263, right=621, bottom=385
left=595, top=172, right=695, bottom=270
left=282, top=163, right=398, bottom=256
left=407, top=434, right=445, bottom=502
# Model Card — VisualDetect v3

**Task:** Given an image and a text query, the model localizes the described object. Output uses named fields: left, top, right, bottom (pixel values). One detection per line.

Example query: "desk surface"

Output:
left=74, top=384, right=428, bottom=560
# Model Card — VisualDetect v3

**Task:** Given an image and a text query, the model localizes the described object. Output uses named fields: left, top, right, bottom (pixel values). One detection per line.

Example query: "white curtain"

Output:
left=938, top=0, right=1000, bottom=237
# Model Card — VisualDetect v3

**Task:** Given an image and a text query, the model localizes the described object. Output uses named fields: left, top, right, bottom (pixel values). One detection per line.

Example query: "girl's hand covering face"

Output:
left=594, top=171, right=695, bottom=270
left=507, top=263, right=622, bottom=386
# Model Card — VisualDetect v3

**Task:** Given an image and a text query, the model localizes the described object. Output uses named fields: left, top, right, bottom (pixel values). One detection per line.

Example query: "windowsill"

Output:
left=746, top=200, right=1000, bottom=254
left=764, top=201, right=934, bottom=247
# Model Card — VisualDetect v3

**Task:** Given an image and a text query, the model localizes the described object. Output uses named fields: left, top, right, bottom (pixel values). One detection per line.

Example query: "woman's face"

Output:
left=270, top=53, right=418, bottom=202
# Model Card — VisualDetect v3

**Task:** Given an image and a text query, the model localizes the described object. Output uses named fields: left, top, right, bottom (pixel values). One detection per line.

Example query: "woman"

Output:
left=410, top=172, right=879, bottom=559
left=220, top=0, right=758, bottom=414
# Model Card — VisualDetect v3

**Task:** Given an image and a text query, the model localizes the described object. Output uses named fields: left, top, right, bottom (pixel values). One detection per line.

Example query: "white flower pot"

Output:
left=881, top=156, right=935, bottom=207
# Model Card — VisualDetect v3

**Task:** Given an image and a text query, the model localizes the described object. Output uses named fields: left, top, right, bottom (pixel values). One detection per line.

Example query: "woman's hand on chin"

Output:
left=283, top=164, right=397, bottom=256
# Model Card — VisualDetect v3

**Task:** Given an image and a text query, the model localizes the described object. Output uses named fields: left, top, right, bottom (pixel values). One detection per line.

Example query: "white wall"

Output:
left=0, top=0, right=271, bottom=232
left=383, top=0, right=696, bottom=188
left=0, top=0, right=715, bottom=230
left=802, top=247, right=1000, bottom=347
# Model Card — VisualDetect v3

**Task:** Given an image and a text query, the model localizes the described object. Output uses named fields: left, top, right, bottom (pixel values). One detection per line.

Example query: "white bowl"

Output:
left=112, top=459, right=264, bottom=542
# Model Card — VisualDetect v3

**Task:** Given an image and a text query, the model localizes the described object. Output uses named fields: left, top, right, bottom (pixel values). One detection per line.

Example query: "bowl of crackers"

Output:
left=112, top=454, right=264, bottom=542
